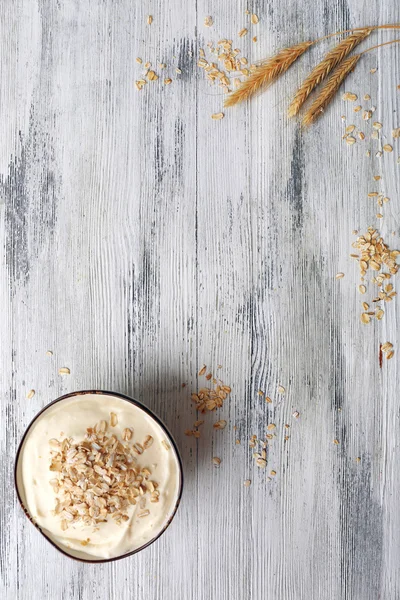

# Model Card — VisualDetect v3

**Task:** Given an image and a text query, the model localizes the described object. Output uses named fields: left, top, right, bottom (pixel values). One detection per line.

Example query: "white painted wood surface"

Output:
left=1, top=1, right=399, bottom=598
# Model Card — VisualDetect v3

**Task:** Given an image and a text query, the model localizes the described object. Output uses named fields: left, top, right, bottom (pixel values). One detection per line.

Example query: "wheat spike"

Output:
left=288, top=29, right=370, bottom=117
left=302, top=54, right=361, bottom=126
left=224, top=41, right=313, bottom=108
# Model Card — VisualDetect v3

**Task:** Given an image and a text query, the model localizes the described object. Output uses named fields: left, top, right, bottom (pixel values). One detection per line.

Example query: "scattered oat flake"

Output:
left=213, top=419, right=227, bottom=430
left=244, top=479, right=251, bottom=487
left=147, top=15, right=153, bottom=25
left=204, top=16, right=213, bottom=27
left=336, top=272, right=344, bottom=279
left=364, top=94, right=371, bottom=101
left=333, top=439, right=339, bottom=445
left=175, top=67, right=182, bottom=74
left=211, top=112, right=224, bottom=120
left=358, top=132, right=365, bottom=140
left=58, top=367, right=70, bottom=375
left=292, top=411, right=299, bottom=418
left=359, top=285, right=366, bottom=294
left=370, top=68, right=377, bottom=74
left=198, top=365, right=207, bottom=376
left=212, top=457, right=221, bottom=466
left=343, top=92, right=357, bottom=101
left=253, top=36, right=257, bottom=42
left=354, top=105, right=362, bottom=112
left=26, top=389, right=35, bottom=399
left=46, top=350, right=53, bottom=356
left=164, top=78, right=172, bottom=85
left=345, top=125, right=355, bottom=134
left=346, top=136, right=356, bottom=145
left=267, top=423, right=276, bottom=431
left=110, top=412, right=118, bottom=427
left=383, top=144, right=393, bottom=153
left=382, top=342, right=393, bottom=351
left=136, top=57, right=142, bottom=64
left=363, top=110, right=372, bottom=121
left=373, top=122, right=382, bottom=130
left=361, top=312, right=371, bottom=324
left=265, top=396, right=272, bottom=403
left=277, top=385, right=285, bottom=394
left=236, top=439, right=241, bottom=444
left=238, top=28, right=248, bottom=37
left=387, top=350, right=395, bottom=360
left=270, top=470, right=276, bottom=476
left=251, top=14, right=259, bottom=24
left=393, top=128, right=400, bottom=138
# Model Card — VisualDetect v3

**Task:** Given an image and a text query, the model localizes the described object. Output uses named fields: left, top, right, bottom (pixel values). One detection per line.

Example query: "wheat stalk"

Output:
left=288, top=29, right=371, bottom=117
left=302, top=55, right=361, bottom=126
left=224, top=41, right=313, bottom=108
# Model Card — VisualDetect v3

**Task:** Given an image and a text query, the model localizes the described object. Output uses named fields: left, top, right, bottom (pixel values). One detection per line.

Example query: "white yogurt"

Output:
left=16, top=393, right=182, bottom=560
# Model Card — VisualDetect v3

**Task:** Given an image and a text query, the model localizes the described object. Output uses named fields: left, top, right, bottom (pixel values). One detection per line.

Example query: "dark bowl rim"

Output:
left=14, top=389, right=184, bottom=563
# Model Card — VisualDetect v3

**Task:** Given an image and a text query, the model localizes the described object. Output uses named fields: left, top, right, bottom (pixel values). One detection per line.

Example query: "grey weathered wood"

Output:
left=1, top=1, right=399, bottom=598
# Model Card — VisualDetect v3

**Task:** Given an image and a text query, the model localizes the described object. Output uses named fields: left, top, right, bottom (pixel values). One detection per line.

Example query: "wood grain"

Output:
left=1, top=1, right=399, bottom=599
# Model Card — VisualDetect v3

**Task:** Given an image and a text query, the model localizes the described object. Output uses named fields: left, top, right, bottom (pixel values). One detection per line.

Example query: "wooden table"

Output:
left=2, top=1, right=399, bottom=598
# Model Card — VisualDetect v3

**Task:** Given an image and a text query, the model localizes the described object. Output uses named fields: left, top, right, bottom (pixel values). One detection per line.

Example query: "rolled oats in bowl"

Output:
left=15, top=391, right=183, bottom=562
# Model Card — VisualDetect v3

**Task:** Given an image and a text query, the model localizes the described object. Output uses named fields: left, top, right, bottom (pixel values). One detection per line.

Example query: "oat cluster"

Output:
left=249, top=434, right=268, bottom=468
left=135, top=58, right=180, bottom=91
left=49, top=417, right=159, bottom=531
left=197, top=38, right=259, bottom=97
left=191, top=365, right=231, bottom=413
left=352, top=227, right=399, bottom=323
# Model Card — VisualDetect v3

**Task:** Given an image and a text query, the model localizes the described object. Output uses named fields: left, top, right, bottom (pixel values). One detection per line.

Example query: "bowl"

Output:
left=15, top=390, right=183, bottom=562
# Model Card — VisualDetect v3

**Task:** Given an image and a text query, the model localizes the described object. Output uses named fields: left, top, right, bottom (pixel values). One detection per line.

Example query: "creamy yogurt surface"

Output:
left=16, top=393, right=182, bottom=560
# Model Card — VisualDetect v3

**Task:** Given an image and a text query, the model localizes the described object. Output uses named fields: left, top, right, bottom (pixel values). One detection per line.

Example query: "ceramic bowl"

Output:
left=14, top=390, right=183, bottom=562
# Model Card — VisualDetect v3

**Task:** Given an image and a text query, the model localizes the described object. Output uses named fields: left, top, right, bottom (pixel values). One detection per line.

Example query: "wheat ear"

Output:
left=302, top=54, right=361, bottom=126
left=288, top=29, right=371, bottom=117
left=224, top=41, right=313, bottom=108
